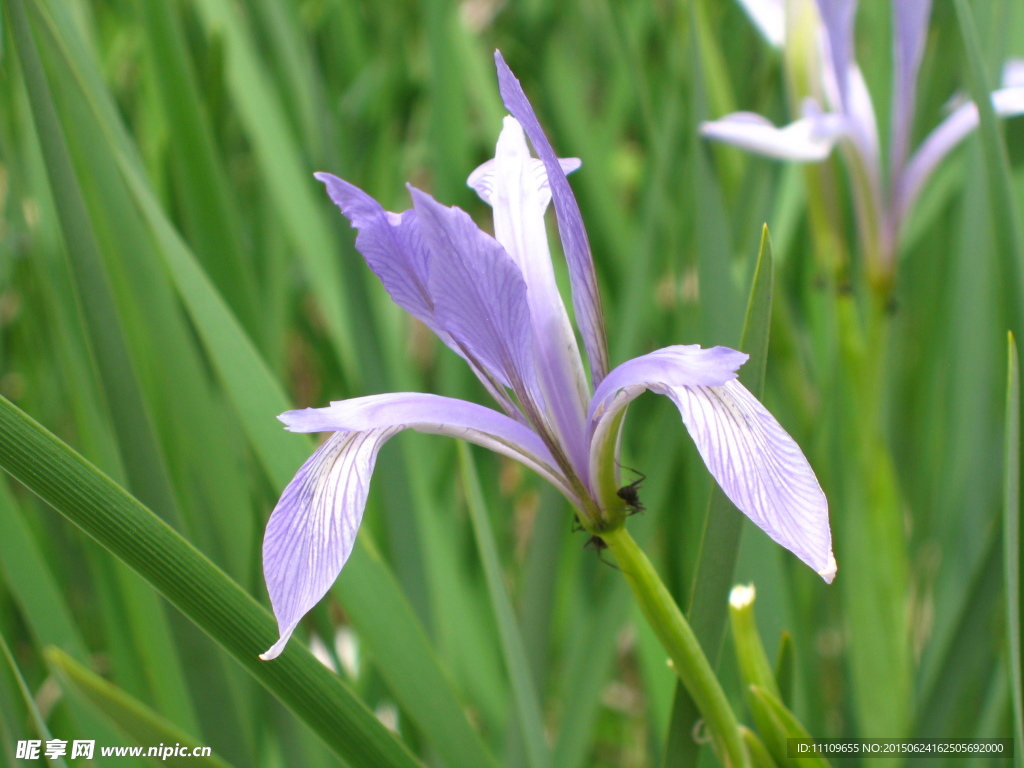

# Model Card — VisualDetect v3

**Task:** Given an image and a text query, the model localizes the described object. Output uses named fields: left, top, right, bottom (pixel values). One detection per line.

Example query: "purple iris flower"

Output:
left=703, top=0, right=1024, bottom=271
left=260, top=52, right=835, bottom=660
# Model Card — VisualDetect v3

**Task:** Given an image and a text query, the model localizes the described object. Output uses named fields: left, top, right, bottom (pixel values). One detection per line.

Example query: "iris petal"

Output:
left=262, top=392, right=575, bottom=659
left=494, top=52, right=610, bottom=386
left=261, top=428, right=400, bottom=660
left=588, top=348, right=834, bottom=582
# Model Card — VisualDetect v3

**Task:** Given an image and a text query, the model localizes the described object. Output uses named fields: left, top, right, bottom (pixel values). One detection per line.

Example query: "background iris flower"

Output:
left=702, top=0, right=1024, bottom=281
left=260, top=53, right=834, bottom=660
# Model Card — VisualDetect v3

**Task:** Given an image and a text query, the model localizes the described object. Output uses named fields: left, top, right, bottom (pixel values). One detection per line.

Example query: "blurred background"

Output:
left=0, top=0, right=1021, bottom=766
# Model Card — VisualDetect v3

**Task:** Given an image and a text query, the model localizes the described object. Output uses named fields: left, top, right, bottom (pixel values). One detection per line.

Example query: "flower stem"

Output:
left=601, top=527, right=747, bottom=768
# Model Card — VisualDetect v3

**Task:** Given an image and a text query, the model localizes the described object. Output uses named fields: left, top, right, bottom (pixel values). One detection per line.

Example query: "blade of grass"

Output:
left=45, top=648, right=237, bottom=768
left=189, top=0, right=360, bottom=384
left=953, top=0, right=1024, bottom=340
left=35, top=21, right=497, bottom=755
left=0, top=629, right=70, bottom=768
left=1005, top=333, right=1023, bottom=765
left=0, top=394, right=423, bottom=768
left=136, top=0, right=260, bottom=343
left=459, top=442, right=549, bottom=768
left=664, top=225, right=774, bottom=768
left=0, top=477, right=89, bottom=662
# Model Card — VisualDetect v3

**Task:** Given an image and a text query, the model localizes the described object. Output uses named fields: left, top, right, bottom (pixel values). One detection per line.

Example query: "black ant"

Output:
left=616, top=468, right=646, bottom=516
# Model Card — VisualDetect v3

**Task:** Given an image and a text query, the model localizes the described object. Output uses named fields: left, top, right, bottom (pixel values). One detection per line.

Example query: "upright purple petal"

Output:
left=588, top=347, right=834, bottom=582
left=316, top=173, right=524, bottom=418
left=468, top=118, right=591, bottom=480
left=409, top=186, right=542, bottom=412
left=815, top=0, right=858, bottom=106
left=494, top=51, right=610, bottom=386
left=316, top=173, right=435, bottom=328
left=890, top=0, right=932, bottom=176
left=261, top=427, right=400, bottom=659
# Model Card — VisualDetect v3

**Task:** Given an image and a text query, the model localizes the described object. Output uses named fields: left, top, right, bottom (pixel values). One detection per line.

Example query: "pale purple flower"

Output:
left=259, top=53, right=835, bottom=660
left=704, top=0, right=1024, bottom=270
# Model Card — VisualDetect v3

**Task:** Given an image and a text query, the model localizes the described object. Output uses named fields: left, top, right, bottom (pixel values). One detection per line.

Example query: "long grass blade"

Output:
left=1005, top=333, right=1023, bottom=766
left=459, top=442, right=549, bottom=768
left=0, top=395, right=423, bottom=768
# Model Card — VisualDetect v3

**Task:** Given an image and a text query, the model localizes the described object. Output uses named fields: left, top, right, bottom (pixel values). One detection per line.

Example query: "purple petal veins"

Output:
left=261, top=428, right=400, bottom=660
left=587, top=347, right=835, bottom=582
left=262, top=54, right=837, bottom=659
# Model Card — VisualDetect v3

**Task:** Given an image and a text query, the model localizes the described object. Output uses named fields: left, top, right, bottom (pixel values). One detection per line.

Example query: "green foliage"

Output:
left=0, top=0, right=1020, bottom=765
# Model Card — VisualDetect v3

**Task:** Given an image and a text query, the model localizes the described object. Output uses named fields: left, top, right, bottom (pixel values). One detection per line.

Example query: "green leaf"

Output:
left=45, top=648, right=237, bottom=768
left=773, top=631, right=795, bottom=711
left=953, top=0, right=1024, bottom=341
left=459, top=442, right=549, bottom=768
left=0, top=629, right=70, bottom=768
left=0, top=395, right=422, bottom=768
left=664, top=225, right=774, bottom=768
left=0, top=477, right=89, bottom=662
left=746, top=685, right=829, bottom=768
left=1004, top=333, right=1023, bottom=767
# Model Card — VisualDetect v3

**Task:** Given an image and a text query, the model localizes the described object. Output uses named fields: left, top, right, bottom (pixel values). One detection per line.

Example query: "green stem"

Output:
left=601, top=527, right=747, bottom=768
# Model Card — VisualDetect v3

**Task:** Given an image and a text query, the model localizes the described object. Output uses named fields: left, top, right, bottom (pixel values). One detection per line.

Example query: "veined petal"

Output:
left=588, top=348, right=834, bottom=582
left=468, top=117, right=591, bottom=478
left=281, top=392, right=570, bottom=497
left=408, top=186, right=541, bottom=411
left=316, top=173, right=525, bottom=418
left=896, top=83, right=1024, bottom=223
left=261, top=428, right=401, bottom=660
left=736, top=0, right=786, bottom=47
left=316, top=173, right=436, bottom=330
left=890, top=0, right=932, bottom=175
left=587, top=345, right=746, bottom=503
left=494, top=52, right=610, bottom=386
left=262, top=393, right=576, bottom=659
left=670, top=382, right=834, bottom=580
left=700, top=110, right=845, bottom=161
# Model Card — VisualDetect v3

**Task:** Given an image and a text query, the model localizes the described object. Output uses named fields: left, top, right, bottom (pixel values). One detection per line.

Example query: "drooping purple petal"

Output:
left=262, top=390, right=581, bottom=660
left=494, top=51, right=610, bottom=386
left=890, top=0, right=932, bottom=176
left=261, top=427, right=400, bottom=660
left=700, top=109, right=846, bottom=161
left=316, top=173, right=524, bottom=418
left=408, top=186, right=542, bottom=412
left=895, top=82, right=1024, bottom=224
left=467, top=117, right=591, bottom=480
left=281, top=392, right=571, bottom=497
left=735, top=0, right=785, bottom=48
left=587, top=348, right=834, bottom=582
left=587, top=346, right=747, bottom=500
left=670, top=381, right=834, bottom=580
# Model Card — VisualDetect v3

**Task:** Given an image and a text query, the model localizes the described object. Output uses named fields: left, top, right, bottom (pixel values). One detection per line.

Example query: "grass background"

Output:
left=0, top=0, right=1020, bottom=766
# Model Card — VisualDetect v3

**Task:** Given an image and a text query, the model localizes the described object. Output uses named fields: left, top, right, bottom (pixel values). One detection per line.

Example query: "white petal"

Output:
left=700, top=111, right=844, bottom=162
left=467, top=117, right=591, bottom=473
left=736, top=0, right=786, bottom=47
